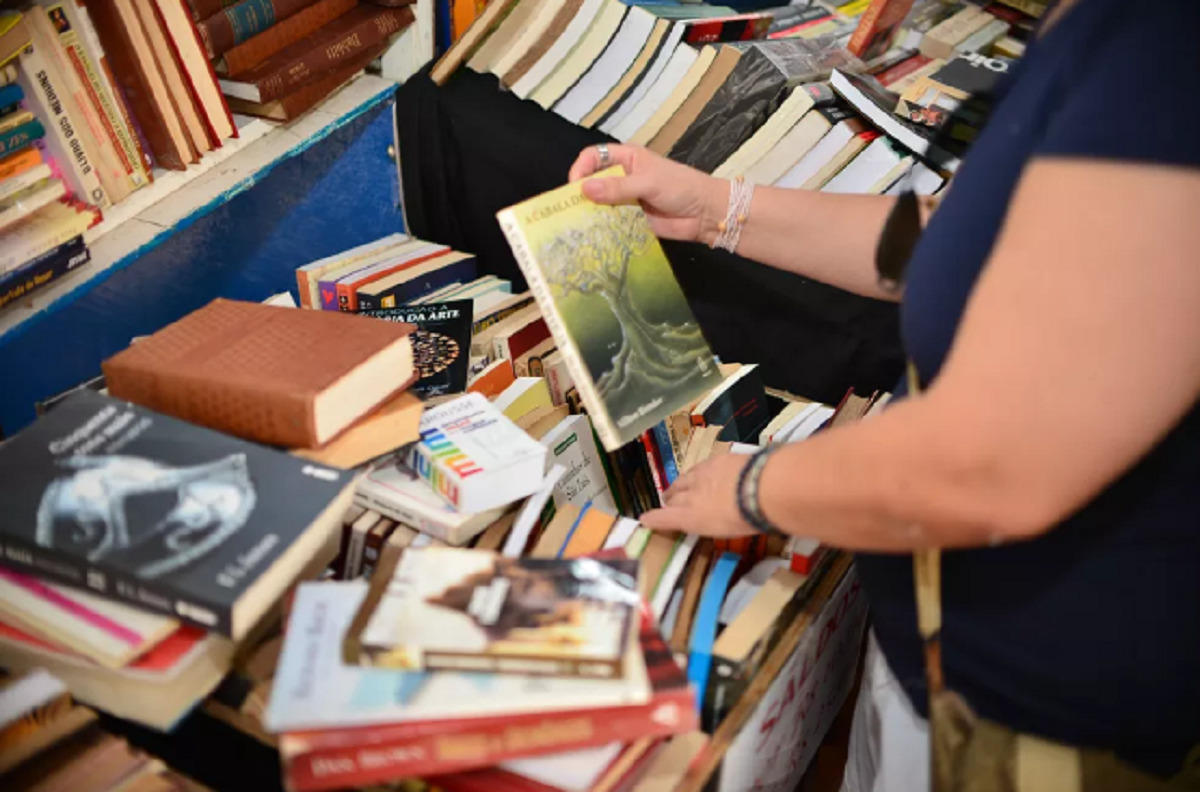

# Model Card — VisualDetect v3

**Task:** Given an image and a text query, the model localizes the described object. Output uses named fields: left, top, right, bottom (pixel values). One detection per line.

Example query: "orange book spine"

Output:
left=0, top=147, right=44, bottom=181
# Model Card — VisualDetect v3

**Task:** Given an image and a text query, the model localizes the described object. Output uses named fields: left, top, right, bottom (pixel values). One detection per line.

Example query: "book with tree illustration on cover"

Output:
left=345, top=547, right=640, bottom=678
left=496, top=167, right=721, bottom=451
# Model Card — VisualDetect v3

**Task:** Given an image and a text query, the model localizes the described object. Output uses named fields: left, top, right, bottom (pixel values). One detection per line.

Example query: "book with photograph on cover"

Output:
left=0, top=391, right=355, bottom=639
left=497, top=167, right=721, bottom=451
left=345, top=547, right=640, bottom=678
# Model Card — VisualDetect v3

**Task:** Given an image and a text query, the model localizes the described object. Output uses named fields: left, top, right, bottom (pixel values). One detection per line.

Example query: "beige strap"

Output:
left=1016, top=733, right=1083, bottom=792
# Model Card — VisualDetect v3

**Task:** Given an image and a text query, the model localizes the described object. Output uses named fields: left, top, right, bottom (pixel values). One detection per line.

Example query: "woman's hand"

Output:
left=568, top=143, right=726, bottom=244
left=640, top=454, right=759, bottom=538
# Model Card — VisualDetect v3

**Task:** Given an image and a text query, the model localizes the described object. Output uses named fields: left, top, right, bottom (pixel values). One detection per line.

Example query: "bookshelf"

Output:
left=0, top=73, right=406, bottom=438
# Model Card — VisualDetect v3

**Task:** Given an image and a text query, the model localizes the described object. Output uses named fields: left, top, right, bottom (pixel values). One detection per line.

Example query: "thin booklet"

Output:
left=496, top=167, right=721, bottom=450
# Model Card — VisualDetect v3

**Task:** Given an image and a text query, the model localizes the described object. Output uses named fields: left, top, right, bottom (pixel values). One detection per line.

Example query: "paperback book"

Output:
left=497, top=168, right=721, bottom=451
left=359, top=300, right=473, bottom=397
left=345, top=548, right=639, bottom=678
left=0, top=391, right=355, bottom=638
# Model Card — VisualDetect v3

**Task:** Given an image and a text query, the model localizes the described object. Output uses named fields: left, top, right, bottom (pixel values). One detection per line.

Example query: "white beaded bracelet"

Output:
left=711, top=176, right=755, bottom=254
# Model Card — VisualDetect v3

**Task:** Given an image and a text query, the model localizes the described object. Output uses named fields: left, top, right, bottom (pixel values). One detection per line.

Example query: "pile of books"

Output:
left=200, top=0, right=415, bottom=121
left=432, top=0, right=1038, bottom=193
left=0, top=669, right=212, bottom=790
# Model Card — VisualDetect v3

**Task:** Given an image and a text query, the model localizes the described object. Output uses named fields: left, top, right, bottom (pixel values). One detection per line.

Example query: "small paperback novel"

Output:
left=407, top=393, right=548, bottom=513
left=497, top=167, right=721, bottom=451
left=359, top=300, right=473, bottom=397
left=345, top=548, right=639, bottom=678
left=0, top=391, right=355, bottom=639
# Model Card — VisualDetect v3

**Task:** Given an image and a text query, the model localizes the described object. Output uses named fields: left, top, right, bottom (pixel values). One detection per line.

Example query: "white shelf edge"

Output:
left=0, top=74, right=397, bottom=343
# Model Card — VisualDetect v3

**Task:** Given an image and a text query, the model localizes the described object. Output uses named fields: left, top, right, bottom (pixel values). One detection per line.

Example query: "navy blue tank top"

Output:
left=856, top=0, right=1200, bottom=777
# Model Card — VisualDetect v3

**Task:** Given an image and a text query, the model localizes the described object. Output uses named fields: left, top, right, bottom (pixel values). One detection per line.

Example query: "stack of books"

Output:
left=0, top=669, right=213, bottom=790
left=199, top=0, right=416, bottom=121
left=0, top=295, right=427, bottom=730
left=431, top=0, right=1035, bottom=192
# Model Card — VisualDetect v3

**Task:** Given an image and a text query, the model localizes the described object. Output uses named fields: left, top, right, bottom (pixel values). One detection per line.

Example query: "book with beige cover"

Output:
left=103, top=298, right=415, bottom=448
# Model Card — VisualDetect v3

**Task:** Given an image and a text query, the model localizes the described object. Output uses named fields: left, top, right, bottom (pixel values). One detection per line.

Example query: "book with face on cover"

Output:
left=0, top=390, right=355, bottom=639
left=496, top=167, right=721, bottom=452
left=344, top=547, right=640, bottom=678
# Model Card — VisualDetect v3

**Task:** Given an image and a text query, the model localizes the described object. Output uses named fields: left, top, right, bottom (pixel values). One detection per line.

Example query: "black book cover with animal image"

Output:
left=359, top=300, right=473, bottom=397
left=0, top=391, right=355, bottom=639
left=346, top=547, right=640, bottom=678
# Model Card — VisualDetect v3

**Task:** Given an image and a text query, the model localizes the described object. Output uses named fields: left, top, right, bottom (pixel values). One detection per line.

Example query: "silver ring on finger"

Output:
left=597, top=143, right=611, bottom=170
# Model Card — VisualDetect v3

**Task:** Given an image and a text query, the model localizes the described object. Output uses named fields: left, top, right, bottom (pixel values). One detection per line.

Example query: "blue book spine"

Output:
left=0, top=118, right=47, bottom=158
left=0, top=238, right=90, bottom=311
left=357, top=256, right=478, bottom=311
left=651, top=421, right=679, bottom=485
left=686, top=551, right=740, bottom=714
left=0, top=83, right=24, bottom=110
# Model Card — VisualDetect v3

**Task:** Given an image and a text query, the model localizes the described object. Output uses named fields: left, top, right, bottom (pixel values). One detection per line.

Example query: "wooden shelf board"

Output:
left=0, top=73, right=396, bottom=344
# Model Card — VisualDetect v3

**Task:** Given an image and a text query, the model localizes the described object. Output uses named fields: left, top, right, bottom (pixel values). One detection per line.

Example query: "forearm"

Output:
left=698, top=181, right=903, bottom=301
left=754, top=396, right=1037, bottom=552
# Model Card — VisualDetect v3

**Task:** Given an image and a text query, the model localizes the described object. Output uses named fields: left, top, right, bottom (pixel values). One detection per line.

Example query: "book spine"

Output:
left=0, top=119, right=46, bottom=158
left=280, top=689, right=697, bottom=791
left=27, top=8, right=132, bottom=204
left=186, top=0, right=239, bottom=21
left=222, top=0, right=357, bottom=75
left=199, top=0, right=292, bottom=59
left=0, top=83, right=23, bottom=107
left=406, top=440, right=469, bottom=511
left=55, top=2, right=149, bottom=189
left=0, top=237, right=89, bottom=310
left=0, top=201, right=97, bottom=272
left=702, top=656, right=747, bottom=732
left=0, top=528, right=234, bottom=636
left=74, top=1, right=155, bottom=177
left=651, top=421, right=679, bottom=486
left=238, top=5, right=413, bottom=103
left=16, top=44, right=109, bottom=207
left=640, top=431, right=665, bottom=500
left=496, top=210, right=621, bottom=451
left=354, top=488, right=459, bottom=545
left=471, top=296, right=534, bottom=336
left=421, top=650, right=622, bottom=679
left=0, top=147, right=44, bottom=181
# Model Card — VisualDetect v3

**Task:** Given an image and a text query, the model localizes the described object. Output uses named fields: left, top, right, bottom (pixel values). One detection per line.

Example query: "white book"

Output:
left=356, top=459, right=509, bottom=546
left=822, top=136, right=911, bottom=195
left=531, top=0, right=627, bottom=110
left=489, top=0, right=562, bottom=79
left=512, top=0, right=607, bottom=99
left=602, top=517, right=641, bottom=550
left=774, top=120, right=859, bottom=188
left=541, top=414, right=617, bottom=513
left=265, top=581, right=650, bottom=732
left=407, top=393, right=548, bottom=513
left=627, top=44, right=716, bottom=146
left=0, top=178, right=65, bottom=232
left=553, top=6, right=656, bottom=125
left=0, top=669, right=67, bottom=731
left=714, top=85, right=818, bottom=180
left=745, top=110, right=833, bottom=186
left=599, top=23, right=686, bottom=135
left=610, top=40, right=698, bottom=142
left=650, top=534, right=698, bottom=620
left=501, top=743, right=626, bottom=792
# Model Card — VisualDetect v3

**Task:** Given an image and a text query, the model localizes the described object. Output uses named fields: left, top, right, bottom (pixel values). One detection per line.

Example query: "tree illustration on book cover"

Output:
left=536, top=203, right=719, bottom=433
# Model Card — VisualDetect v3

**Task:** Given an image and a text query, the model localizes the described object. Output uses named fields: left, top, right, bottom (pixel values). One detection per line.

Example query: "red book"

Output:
left=335, top=244, right=451, bottom=312
left=876, top=54, right=933, bottom=88
left=847, top=0, right=916, bottom=60
left=680, top=12, right=771, bottom=45
left=198, top=0, right=323, bottom=59
left=493, top=315, right=550, bottom=361
left=640, top=431, right=666, bottom=501
left=278, top=611, right=696, bottom=791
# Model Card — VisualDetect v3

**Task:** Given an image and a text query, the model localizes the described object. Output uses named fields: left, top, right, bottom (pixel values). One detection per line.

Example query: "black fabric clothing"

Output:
left=857, top=0, right=1200, bottom=777
left=394, top=67, right=905, bottom=406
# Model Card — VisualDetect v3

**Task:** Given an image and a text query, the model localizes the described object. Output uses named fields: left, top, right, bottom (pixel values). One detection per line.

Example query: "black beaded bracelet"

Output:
left=736, top=445, right=786, bottom=537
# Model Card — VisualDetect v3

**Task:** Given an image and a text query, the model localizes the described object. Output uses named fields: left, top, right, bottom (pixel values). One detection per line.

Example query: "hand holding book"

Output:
left=567, top=143, right=727, bottom=245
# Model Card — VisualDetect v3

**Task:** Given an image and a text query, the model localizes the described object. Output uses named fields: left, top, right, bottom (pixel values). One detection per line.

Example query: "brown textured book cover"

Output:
left=186, top=0, right=237, bottom=22
left=222, top=4, right=414, bottom=103
left=87, top=0, right=194, bottom=169
left=221, top=0, right=358, bottom=75
left=198, top=0, right=323, bottom=60
left=223, top=46, right=379, bottom=121
left=649, top=45, right=742, bottom=156
left=498, top=0, right=583, bottom=87
left=102, top=298, right=415, bottom=448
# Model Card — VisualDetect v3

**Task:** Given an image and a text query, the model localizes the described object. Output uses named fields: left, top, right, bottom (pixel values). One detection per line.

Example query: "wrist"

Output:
left=737, top=445, right=788, bottom=536
left=698, top=177, right=729, bottom=247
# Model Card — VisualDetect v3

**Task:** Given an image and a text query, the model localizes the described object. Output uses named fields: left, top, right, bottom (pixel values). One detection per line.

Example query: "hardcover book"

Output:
left=217, top=4, right=414, bottom=103
left=103, top=298, right=416, bottom=448
left=198, top=0, right=322, bottom=59
left=359, top=300, right=473, bottom=397
left=497, top=168, right=721, bottom=451
left=346, top=548, right=639, bottom=677
left=406, top=393, right=548, bottom=513
left=0, top=391, right=355, bottom=638
left=219, top=0, right=356, bottom=74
